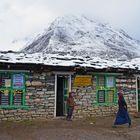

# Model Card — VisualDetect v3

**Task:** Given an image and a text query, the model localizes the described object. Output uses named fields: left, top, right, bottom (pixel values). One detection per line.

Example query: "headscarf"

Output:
left=117, top=92, right=124, bottom=101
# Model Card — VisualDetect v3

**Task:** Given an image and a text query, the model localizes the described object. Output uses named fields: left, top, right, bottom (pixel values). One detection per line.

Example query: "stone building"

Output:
left=0, top=52, right=140, bottom=121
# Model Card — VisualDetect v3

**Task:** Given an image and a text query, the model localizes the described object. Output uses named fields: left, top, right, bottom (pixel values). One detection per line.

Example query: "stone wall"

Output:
left=116, top=75, right=137, bottom=112
left=72, top=74, right=137, bottom=119
left=0, top=71, right=55, bottom=121
left=72, top=76, right=116, bottom=119
left=0, top=72, right=137, bottom=121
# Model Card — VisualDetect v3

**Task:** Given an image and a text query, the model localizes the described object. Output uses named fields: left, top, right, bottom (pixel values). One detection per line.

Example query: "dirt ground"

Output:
left=0, top=116, right=140, bottom=140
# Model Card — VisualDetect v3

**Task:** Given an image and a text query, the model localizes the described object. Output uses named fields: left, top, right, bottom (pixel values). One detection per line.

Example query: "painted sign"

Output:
left=74, top=75, right=92, bottom=87
left=5, top=79, right=11, bottom=87
left=13, top=74, right=24, bottom=89
left=106, top=77, right=114, bottom=87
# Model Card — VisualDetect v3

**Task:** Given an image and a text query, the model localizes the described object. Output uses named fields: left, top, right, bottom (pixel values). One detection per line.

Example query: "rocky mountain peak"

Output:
left=22, top=15, right=140, bottom=60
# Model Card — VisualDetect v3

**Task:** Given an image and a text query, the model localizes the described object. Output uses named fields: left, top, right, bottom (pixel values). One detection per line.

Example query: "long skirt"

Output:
left=114, top=109, right=131, bottom=125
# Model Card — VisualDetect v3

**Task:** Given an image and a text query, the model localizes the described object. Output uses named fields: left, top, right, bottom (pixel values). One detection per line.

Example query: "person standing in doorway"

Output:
left=66, top=92, right=75, bottom=121
left=113, top=90, right=131, bottom=128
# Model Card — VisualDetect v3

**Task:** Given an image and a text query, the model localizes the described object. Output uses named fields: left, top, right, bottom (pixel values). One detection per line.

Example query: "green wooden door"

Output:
left=138, top=78, right=140, bottom=110
left=63, top=76, right=69, bottom=115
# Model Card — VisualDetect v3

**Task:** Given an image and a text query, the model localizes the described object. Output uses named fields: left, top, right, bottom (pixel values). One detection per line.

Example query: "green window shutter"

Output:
left=98, top=90, right=105, bottom=103
left=106, top=90, right=114, bottom=103
left=0, top=72, right=28, bottom=108
left=98, top=76, right=105, bottom=88
left=96, top=75, right=116, bottom=106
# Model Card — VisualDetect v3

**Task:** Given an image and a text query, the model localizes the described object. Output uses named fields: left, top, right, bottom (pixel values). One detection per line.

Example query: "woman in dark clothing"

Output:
left=113, top=91, right=131, bottom=127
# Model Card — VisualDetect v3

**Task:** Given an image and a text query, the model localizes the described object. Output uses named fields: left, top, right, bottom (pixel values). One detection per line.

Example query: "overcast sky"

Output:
left=0, top=0, right=140, bottom=51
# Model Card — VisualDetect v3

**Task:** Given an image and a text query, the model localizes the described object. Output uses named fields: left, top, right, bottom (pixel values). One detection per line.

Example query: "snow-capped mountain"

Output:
left=22, top=15, right=140, bottom=60
left=1, top=15, right=140, bottom=71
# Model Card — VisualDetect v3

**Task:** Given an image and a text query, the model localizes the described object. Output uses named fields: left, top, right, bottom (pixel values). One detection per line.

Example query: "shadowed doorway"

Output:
left=56, top=76, right=64, bottom=116
left=56, top=75, right=69, bottom=117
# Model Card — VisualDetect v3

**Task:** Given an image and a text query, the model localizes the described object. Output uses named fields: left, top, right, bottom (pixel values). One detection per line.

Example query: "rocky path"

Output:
left=0, top=116, right=140, bottom=140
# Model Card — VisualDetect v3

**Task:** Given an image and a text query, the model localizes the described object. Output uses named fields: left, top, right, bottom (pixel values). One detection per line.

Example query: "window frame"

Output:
left=0, top=72, right=29, bottom=109
left=96, top=75, right=117, bottom=106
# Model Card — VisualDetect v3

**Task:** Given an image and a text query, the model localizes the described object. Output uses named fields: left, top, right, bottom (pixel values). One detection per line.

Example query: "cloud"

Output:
left=0, top=0, right=55, bottom=51
left=0, top=0, right=140, bottom=51
left=45, top=0, right=140, bottom=39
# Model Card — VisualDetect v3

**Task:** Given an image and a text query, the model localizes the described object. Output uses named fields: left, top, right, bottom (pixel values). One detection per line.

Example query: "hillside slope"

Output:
left=22, top=15, right=140, bottom=60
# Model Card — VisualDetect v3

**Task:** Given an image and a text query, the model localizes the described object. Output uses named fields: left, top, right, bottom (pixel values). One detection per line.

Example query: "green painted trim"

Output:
left=63, top=77, right=69, bottom=114
left=0, top=88, right=11, bottom=90
left=95, top=75, right=117, bottom=106
left=0, top=72, right=28, bottom=108
left=92, top=103, right=117, bottom=107
left=10, top=93, right=13, bottom=105
left=114, top=77, right=117, bottom=105
left=10, top=73, right=13, bottom=105
left=23, top=74, right=26, bottom=105
left=89, top=72, right=123, bottom=76
left=0, top=70, right=30, bottom=73
left=0, top=106, right=30, bottom=109
left=96, top=76, right=98, bottom=106
left=105, top=76, right=107, bottom=103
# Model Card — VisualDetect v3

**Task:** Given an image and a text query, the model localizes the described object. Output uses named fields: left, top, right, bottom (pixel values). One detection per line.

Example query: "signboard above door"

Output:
left=74, top=75, right=92, bottom=87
